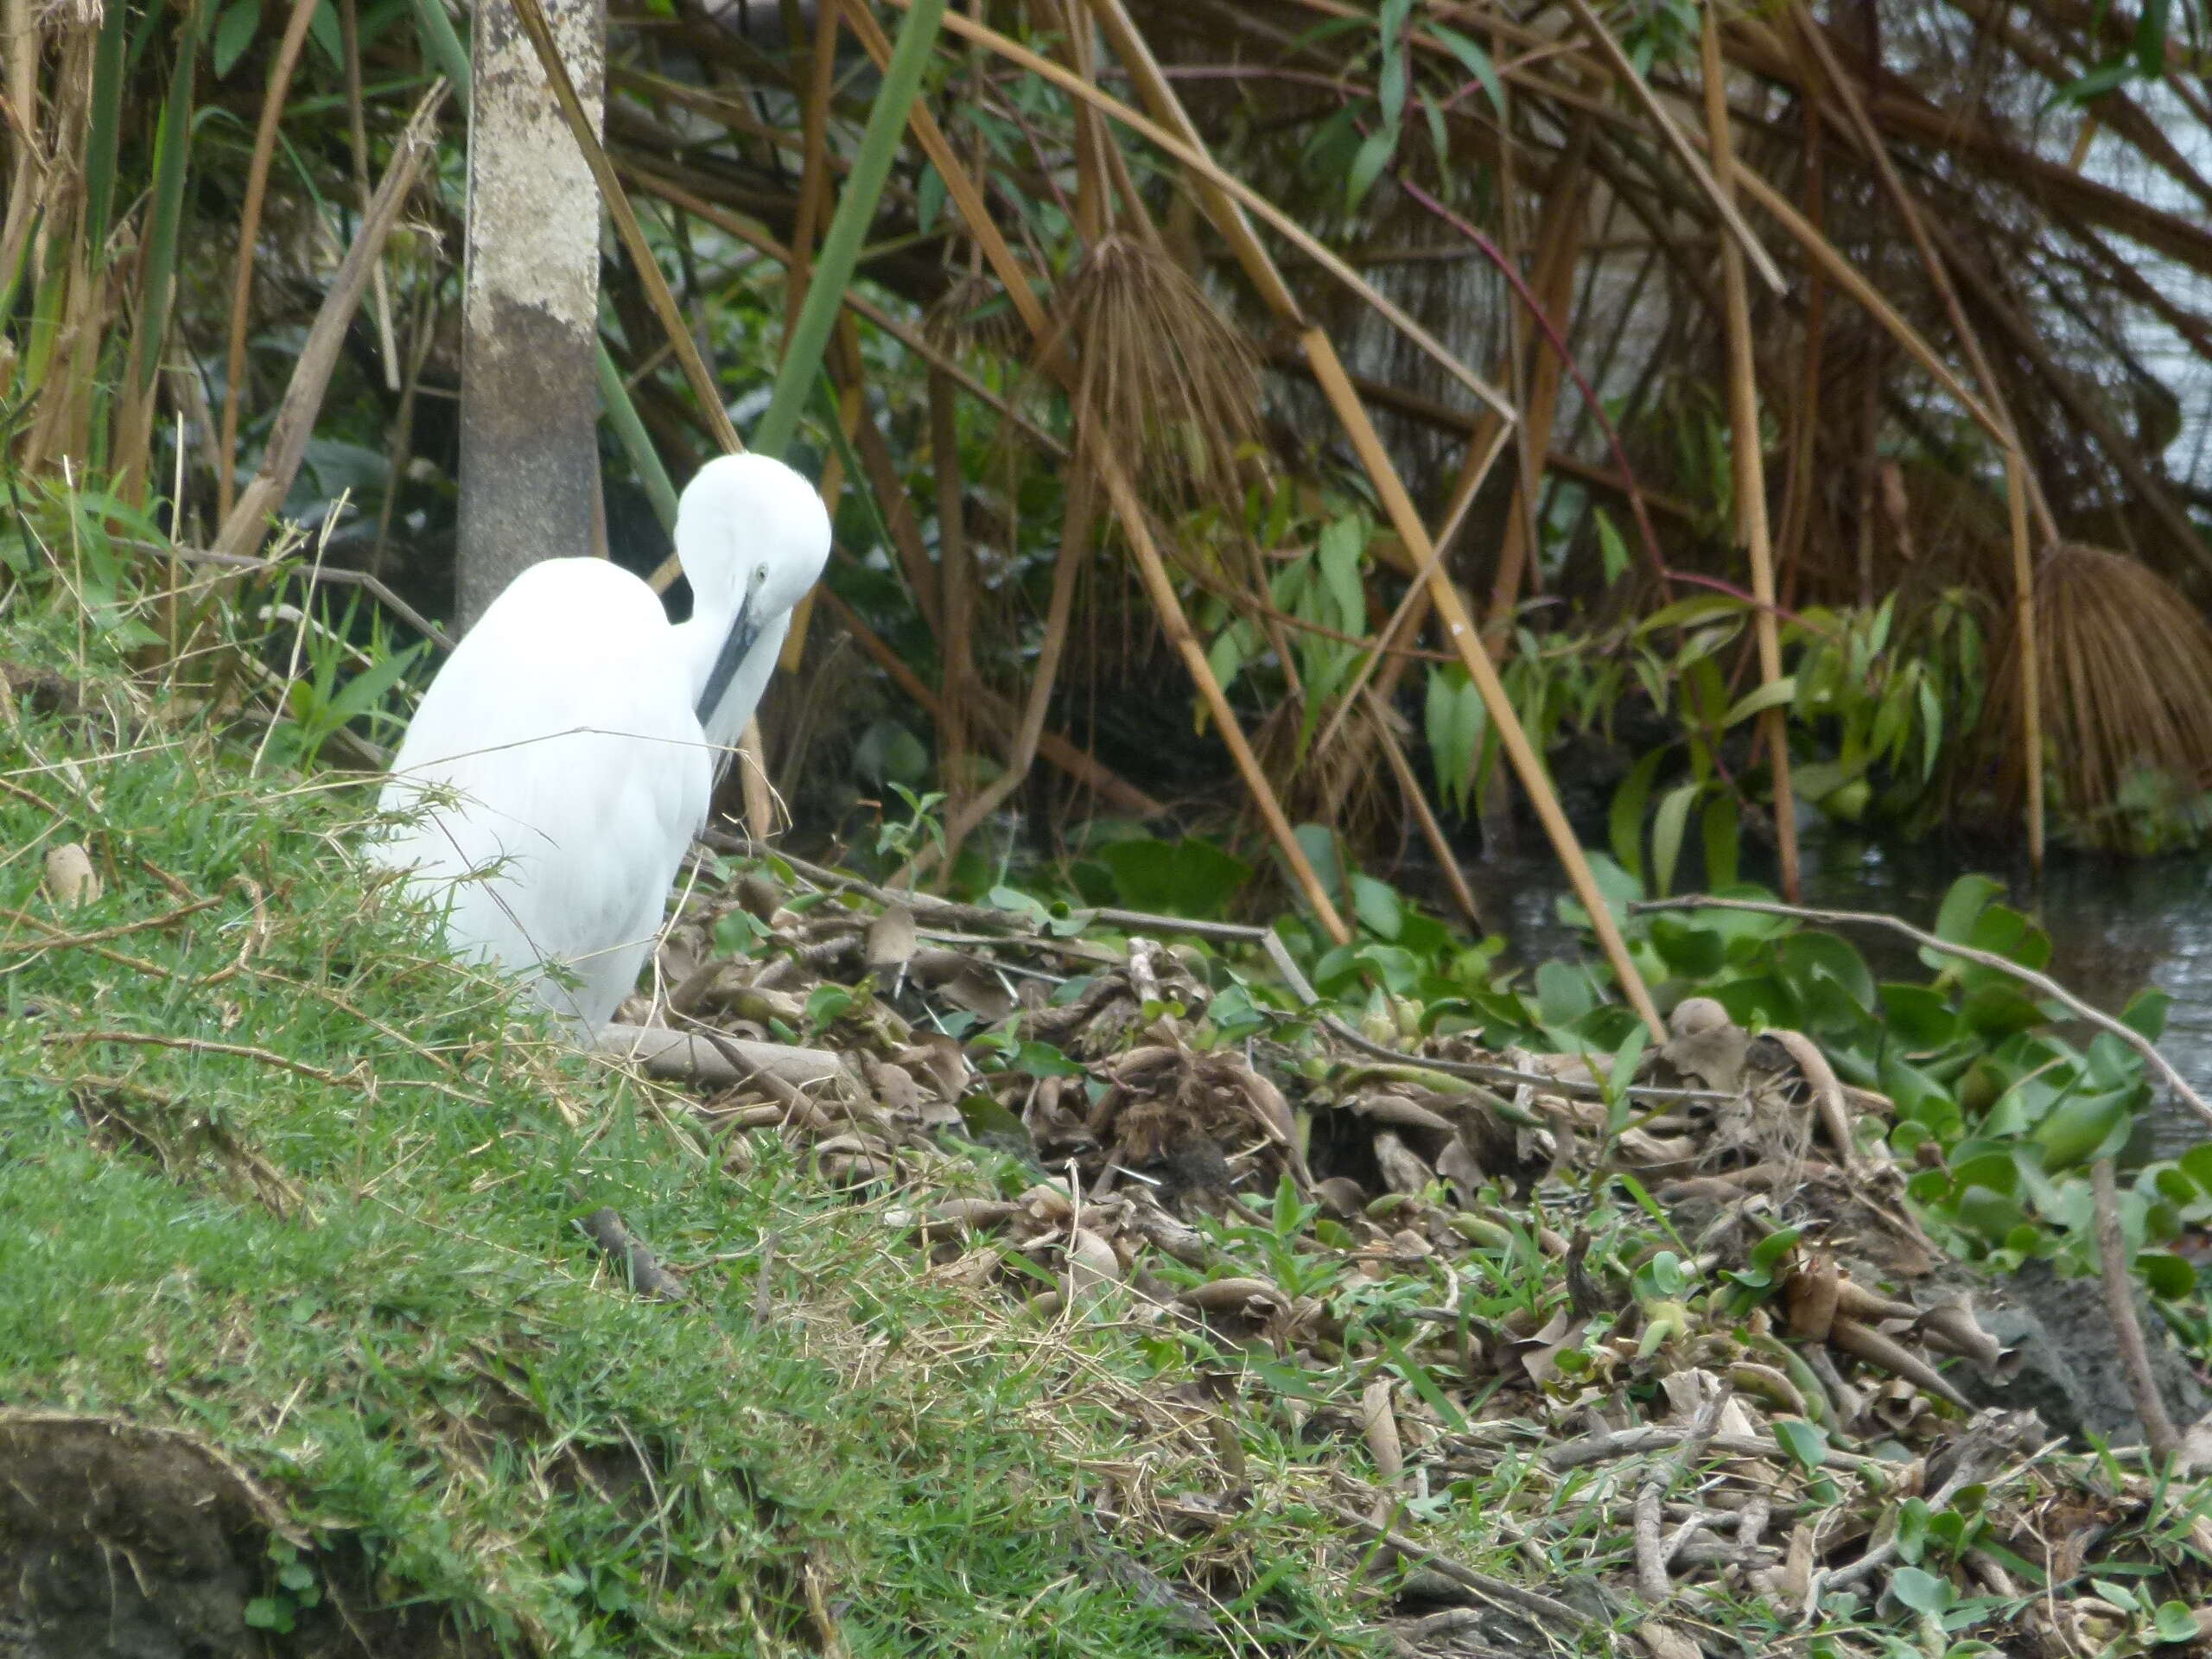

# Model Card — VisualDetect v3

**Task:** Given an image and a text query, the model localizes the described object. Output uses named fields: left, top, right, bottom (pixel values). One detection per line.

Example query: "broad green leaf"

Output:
left=1609, top=747, right=1665, bottom=882
left=213, top=0, right=261, bottom=76
left=1771, top=1417, right=1827, bottom=1473
left=1650, top=780, right=1699, bottom=899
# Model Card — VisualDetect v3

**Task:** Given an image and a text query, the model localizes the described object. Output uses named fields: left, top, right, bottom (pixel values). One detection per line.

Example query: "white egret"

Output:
left=371, top=454, right=831, bottom=1031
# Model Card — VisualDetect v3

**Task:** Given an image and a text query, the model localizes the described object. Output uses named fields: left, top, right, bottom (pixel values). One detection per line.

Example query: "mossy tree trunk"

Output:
left=455, top=0, right=606, bottom=631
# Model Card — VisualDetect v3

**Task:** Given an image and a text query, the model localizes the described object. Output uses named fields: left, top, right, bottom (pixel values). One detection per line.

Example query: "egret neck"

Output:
left=694, top=563, right=770, bottom=728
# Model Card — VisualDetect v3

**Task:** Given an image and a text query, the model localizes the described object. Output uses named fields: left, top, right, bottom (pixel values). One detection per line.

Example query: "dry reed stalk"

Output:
left=1304, top=327, right=1663, bottom=1036
left=2092, top=1157, right=2183, bottom=1463
left=1700, top=4, right=1799, bottom=903
left=886, top=0, right=1512, bottom=418
left=0, top=0, right=41, bottom=308
left=1071, top=4, right=1657, bottom=1021
left=1484, top=139, right=1590, bottom=648
left=813, top=585, right=1164, bottom=817
left=781, top=0, right=842, bottom=349
left=1556, top=0, right=1783, bottom=293
left=844, top=0, right=1353, bottom=943
left=214, top=87, right=447, bottom=562
left=1785, top=2, right=2060, bottom=550
left=337, top=0, right=397, bottom=385
left=504, top=0, right=740, bottom=461
left=1985, top=542, right=2212, bottom=854
left=931, top=366, right=976, bottom=842
left=924, top=474, right=1094, bottom=880
left=2006, top=454, right=2043, bottom=871
left=216, top=0, right=323, bottom=522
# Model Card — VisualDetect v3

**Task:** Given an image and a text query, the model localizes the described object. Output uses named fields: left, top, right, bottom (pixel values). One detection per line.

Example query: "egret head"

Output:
left=677, top=454, right=831, bottom=723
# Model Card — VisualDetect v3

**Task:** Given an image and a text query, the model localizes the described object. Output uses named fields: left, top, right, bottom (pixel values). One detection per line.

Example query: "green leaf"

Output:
left=1650, top=780, right=1699, bottom=899
left=307, top=0, right=340, bottom=66
left=1889, top=1566, right=1954, bottom=1616
left=213, top=0, right=261, bottom=77
left=1317, top=514, right=1367, bottom=630
left=1592, top=506, right=1630, bottom=586
left=1722, top=676, right=1797, bottom=728
left=1933, top=874, right=2004, bottom=945
left=244, top=1599, right=295, bottom=1633
left=2122, top=987, right=2172, bottom=1042
left=1351, top=873, right=1402, bottom=941
left=1535, top=959, right=1594, bottom=1026
left=1346, top=124, right=1397, bottom=211
left=2153, top=1600, right=2202, bottom=1644
left=1609, top=747, right=1665, bottom=883
left=1700, top=796, right=1739, bottom=891
left=1771, top=1417, right=1827, bottom=1473
left=1430, top=22, right=1504, bottom=111
left=915, top=161, right=946, bottom=232
left=1097, top=837, right=1254, bottom=920
left=2135, top=1249, right=2197, bottom=1300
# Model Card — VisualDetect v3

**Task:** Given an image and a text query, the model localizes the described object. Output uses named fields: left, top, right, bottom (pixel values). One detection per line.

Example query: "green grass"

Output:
left=0, top=601, right=1367, bottom=1656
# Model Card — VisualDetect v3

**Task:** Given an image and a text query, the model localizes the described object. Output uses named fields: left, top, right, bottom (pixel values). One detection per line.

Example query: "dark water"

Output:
left=1427, top=832, right=2212, bottom=1156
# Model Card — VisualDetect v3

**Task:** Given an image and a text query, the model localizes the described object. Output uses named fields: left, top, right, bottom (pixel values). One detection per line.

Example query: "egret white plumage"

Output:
left=370, top=454, right=831, bottom=1031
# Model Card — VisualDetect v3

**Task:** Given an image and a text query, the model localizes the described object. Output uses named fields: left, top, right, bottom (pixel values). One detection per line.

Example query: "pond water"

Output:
left=1429, top=832, right=2212, bottom=1157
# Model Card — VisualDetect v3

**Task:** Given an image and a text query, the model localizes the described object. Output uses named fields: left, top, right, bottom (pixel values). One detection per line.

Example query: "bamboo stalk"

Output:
left=1302, top=330, right=1662, bottom=1034
left=1700, top=3, right=1798, bottom=902
left=215, top=0, right=325, bottom=521
left=2008, top=450, right=2044, bottom=874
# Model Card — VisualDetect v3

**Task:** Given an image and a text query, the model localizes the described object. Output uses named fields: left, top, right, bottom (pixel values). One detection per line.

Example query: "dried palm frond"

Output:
left=924, top=266, right=1026, bottom=359
left=1986, top=543, right=2212, bottom=849
left=1253, top=690, right=1399, bottom=863
left=1043, top=232, right=1261, bottom=509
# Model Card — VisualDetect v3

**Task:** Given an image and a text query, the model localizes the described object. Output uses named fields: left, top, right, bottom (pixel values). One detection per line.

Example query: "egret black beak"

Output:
left=697, top=567, right=771, bottom=726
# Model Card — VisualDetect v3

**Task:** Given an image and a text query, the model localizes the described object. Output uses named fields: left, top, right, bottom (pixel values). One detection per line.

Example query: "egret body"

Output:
left=372, top=454, right=830, bottom=1030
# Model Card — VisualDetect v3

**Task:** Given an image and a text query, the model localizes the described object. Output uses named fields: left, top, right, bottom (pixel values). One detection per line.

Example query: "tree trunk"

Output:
left=455, top=0, right=607, bottom=631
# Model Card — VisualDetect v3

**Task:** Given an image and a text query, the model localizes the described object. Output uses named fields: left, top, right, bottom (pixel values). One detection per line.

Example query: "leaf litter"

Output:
left=628, top=837, right=2212, bottom=1657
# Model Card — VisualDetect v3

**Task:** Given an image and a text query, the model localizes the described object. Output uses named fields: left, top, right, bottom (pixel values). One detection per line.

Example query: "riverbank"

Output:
left=8, top=583, right=2212, bottom=1656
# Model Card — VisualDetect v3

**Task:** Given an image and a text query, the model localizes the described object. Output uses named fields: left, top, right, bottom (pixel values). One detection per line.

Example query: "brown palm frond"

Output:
left=1045, top=232, right=1261, bottom=509
left=1986, top=543, right=2212, bottom=849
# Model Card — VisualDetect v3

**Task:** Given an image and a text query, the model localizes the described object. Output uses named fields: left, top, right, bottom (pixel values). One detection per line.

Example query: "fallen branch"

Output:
left=577, top=1207, right=686, bottom=1300
left=40, top=1028, right=357, bottom=1087
left=1322, top=1501, right=1599, bottom=1635
left=2092, top=1156, right=2183, bottom=1463
left=1630, top=894, right=2212, bottom=1131
left=592, top=1023, right=845, bottom=1091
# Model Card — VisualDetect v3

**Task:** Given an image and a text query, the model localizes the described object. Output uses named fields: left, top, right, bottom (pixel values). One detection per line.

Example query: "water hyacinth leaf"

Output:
left=2136, top=1250, right=2197, bottom=1300
left=1929, top=873, right=2005, bottom=957
left=1096, top=837, right=1252, bottom=919
left=2122, top=987, right=2173, bottom=1041
left=1880, top=983, right=1961, bottom=1048
left=1777, top=931, right=1877, bottom=1012
left=1535, top=959, right=1595, bottom=1027
left=1649, top=915, right=1724, bottom=977
left=1351, top=873, right=1402, bottom=940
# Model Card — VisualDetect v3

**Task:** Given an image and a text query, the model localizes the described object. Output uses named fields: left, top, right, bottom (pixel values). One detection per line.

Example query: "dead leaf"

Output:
left=43, top=842, right=99, bottom=908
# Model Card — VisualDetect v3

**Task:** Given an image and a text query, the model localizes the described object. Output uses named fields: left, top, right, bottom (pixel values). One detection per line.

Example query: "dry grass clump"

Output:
left=1046, top=232, right=1260, bottom=508
left=1987, top=542, right=2212, bottom=846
